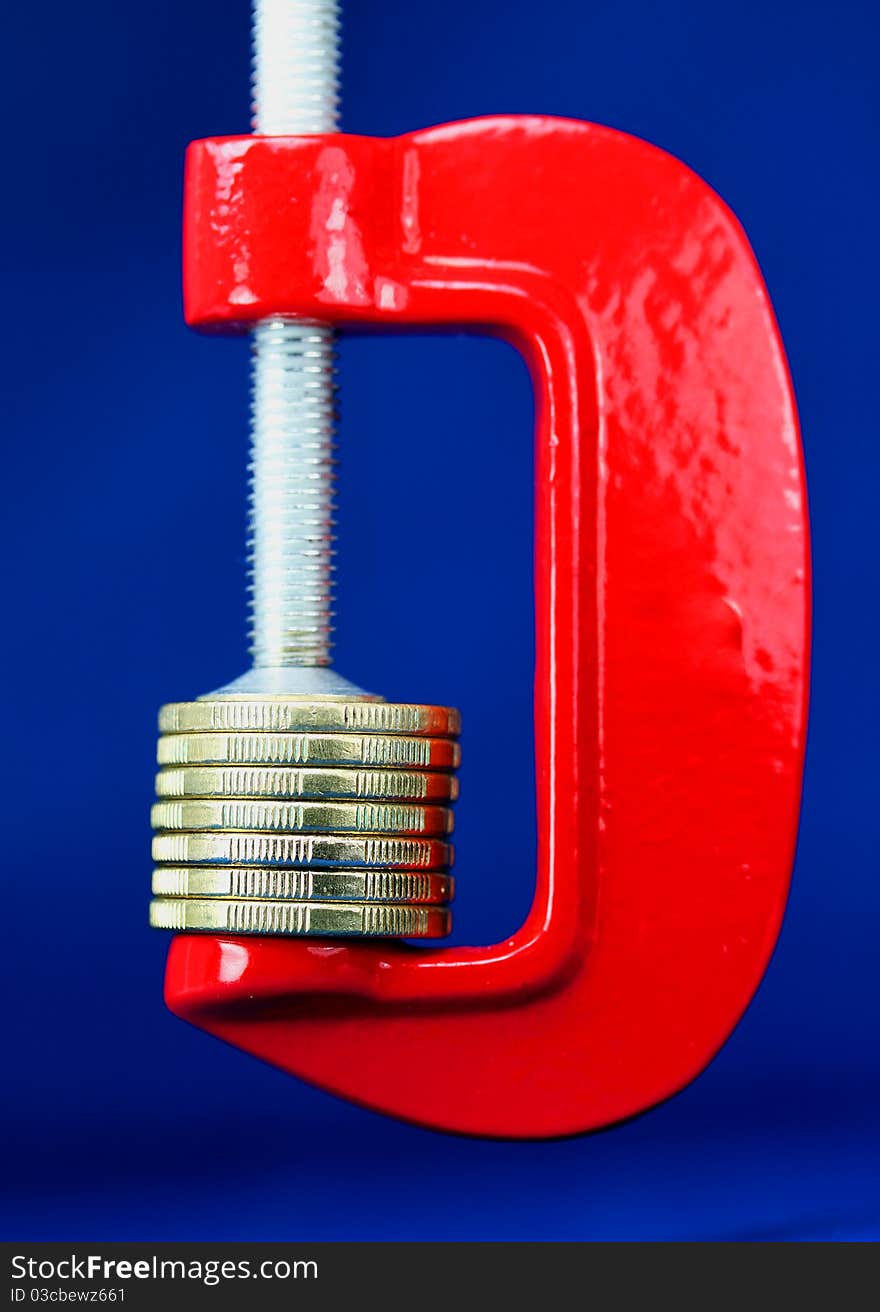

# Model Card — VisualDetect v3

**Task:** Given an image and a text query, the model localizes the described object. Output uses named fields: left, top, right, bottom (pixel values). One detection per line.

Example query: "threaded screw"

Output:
left=248, top=0, right=341, bottom=669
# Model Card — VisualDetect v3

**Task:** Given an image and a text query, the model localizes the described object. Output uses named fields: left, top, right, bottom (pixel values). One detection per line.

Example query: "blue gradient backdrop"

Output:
left=2, top=0, right=877, bottom=1241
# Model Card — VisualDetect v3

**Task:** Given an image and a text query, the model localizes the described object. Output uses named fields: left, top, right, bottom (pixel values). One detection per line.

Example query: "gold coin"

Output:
left=157, top=730, right=461, bottom=770
left=151, top=866, right=453, bottom=903
left=149, top=897, right=451, bottom=938
left=159, top=699, right=460, bottom=737
left=152, top=831, right=452, bottom=869
left=155, top=765, right=458, bottom=803
left=151, top=799, right=454, bottom=836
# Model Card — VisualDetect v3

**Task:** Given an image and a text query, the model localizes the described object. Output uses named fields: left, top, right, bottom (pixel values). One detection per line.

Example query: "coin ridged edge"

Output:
left=151, top=831, right=453, bottom=870
left=157, top=731, right=461, bottom=770
left=154, top=765, right=459, bottom=802
left=151, top=866, right=454, bottom=904
left=159, top=700, right=461, bottom=737
left=150, top=799, right=454, bottom=836
left=149, top=897, right=451, bottom=938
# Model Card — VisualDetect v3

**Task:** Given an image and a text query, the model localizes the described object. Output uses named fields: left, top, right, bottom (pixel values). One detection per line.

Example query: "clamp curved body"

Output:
left=167, top=116, right=809, bottom=1138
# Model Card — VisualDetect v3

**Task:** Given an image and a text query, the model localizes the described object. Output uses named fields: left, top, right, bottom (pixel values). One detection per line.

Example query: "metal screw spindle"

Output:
left=249, top=0, right=341, bottom=669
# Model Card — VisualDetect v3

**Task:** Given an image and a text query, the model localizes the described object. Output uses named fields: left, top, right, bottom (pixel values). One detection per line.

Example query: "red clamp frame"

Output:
left=166, top=116, right=809, bottom=1138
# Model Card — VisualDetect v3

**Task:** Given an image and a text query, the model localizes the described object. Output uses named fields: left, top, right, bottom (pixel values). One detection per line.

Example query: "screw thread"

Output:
left=248, top=0, right=341, bottom=668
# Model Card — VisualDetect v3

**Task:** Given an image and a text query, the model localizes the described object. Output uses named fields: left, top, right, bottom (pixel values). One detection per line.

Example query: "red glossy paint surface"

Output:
left=167, top=117, right=809, bottom=1138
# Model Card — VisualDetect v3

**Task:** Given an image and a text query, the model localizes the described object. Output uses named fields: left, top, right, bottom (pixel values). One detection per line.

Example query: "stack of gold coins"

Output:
left=149, top=698, right=460, bottom=938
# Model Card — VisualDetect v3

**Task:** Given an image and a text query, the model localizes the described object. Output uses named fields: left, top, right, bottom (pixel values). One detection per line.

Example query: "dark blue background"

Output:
left=2, top=0, right=877, bottom=1240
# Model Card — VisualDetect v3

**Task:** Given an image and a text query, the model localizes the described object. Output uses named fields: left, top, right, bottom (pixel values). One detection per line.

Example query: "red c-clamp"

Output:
left=165, top=115, right=809, bottom=1138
